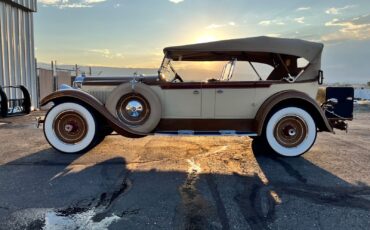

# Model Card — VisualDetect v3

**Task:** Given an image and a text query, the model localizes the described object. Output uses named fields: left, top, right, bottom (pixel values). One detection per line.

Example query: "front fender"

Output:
left=255, top=90, right=333, bottom=135
left=40, top=90, right=146, bottom=138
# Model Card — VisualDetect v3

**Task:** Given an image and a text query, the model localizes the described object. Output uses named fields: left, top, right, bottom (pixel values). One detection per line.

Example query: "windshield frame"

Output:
left=159, top=57, right=178, bottom=81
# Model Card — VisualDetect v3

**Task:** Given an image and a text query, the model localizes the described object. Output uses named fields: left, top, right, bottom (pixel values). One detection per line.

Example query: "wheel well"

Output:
left=266, top=98, right=328, bottom=132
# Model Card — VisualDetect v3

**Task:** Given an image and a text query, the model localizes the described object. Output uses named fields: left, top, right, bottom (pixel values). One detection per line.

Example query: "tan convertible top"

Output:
left=164, top=36, right=324, bottom=81
left=164, top=36, right=323, bottom=62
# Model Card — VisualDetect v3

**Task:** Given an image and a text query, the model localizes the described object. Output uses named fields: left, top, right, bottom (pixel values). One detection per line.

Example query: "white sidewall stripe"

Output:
left=266, top=107, right=316, bottom=157
left=44, top=103, right=96, bottom=153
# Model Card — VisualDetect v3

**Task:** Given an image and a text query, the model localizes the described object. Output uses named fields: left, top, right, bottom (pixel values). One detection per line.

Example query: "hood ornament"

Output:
left=130, top=72, right=139, bottom=91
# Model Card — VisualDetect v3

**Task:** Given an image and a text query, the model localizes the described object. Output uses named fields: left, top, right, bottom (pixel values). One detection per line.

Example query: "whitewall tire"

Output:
left=44, top=102, right=98, bottom=154
left=265, top=107, right=317, bottom=157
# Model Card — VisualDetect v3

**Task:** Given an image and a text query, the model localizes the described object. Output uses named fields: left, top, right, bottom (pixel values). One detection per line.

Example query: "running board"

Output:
left=154, top=130, right=258, bottom=136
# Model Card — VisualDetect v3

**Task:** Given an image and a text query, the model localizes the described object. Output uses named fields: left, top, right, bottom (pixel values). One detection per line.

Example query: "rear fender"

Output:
left=40, top=90, right=146, bottom=138
left=255, top=90, right=333, bottom=135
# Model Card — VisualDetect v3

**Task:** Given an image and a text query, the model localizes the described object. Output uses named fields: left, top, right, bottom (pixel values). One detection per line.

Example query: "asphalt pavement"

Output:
left=0, top=111, right=369, bottom=230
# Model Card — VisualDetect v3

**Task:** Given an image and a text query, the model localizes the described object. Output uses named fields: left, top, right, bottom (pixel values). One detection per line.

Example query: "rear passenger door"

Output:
left=211, top=82, right=256, bottom=119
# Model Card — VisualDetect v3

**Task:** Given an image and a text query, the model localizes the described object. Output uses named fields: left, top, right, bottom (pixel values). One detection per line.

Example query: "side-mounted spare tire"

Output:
left=105, top=82, right=162, bottom=133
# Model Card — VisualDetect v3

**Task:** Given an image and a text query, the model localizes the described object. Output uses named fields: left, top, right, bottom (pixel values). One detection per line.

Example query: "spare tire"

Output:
left=105, top=82, right=162, bottom=133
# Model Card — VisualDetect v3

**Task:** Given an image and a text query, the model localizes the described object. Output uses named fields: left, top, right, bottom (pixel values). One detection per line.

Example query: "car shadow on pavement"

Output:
left=0, top=143, right=369, bottom=230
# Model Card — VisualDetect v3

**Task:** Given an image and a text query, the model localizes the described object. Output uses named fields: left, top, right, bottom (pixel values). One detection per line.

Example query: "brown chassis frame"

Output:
left=40, top=84, right=333, bottom=136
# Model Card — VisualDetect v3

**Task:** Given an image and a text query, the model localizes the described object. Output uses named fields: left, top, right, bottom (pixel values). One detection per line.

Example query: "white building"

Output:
left=0, top=0, right=37, bottom=108
left=355, top=88, right=370, bottom=100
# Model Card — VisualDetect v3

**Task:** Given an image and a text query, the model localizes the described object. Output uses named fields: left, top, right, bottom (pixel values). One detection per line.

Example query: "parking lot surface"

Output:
left=0, top=112, right=369, bottom=229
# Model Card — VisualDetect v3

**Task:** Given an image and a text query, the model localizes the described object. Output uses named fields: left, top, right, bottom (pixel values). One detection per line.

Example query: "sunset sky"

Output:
left=35, top=0, right=370, bottom=83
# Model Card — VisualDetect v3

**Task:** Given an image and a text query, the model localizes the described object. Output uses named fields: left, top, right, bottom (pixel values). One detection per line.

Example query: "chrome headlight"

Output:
left=73, top=75, right=85, bottom=89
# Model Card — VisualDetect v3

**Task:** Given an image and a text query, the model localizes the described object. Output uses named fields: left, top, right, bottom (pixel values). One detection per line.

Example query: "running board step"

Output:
left=154, top=130, right=258, bottom=136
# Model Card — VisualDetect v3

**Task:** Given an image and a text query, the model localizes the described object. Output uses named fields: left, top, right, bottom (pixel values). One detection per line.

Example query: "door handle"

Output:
left=193, top=90, right=200, bottom=95
left=217, top=89, right=223, bottom=94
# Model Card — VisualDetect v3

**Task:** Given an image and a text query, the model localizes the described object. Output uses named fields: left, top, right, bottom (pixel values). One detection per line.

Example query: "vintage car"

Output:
left=40, top=36, right=353, bottom=157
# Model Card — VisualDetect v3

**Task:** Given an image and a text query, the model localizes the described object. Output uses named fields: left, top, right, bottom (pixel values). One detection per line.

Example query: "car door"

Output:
left=162, top=83, right=202, bottom=118
left=212, top=82, right=256, bottom=119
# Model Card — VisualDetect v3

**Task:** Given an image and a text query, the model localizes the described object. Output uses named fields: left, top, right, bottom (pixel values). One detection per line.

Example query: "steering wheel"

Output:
left=171, top=73, right=184, bottom=83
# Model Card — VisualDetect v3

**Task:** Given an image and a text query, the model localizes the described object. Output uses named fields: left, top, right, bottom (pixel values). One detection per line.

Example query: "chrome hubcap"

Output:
left=64, top=124, right=74, bottom=132
left=125, top=100, right=144, bottom=118
left=116, top=93, right=150, bottom=127
left=283, top=125, right=297, bottom=137
left=288, top=128, right=296, bottom=136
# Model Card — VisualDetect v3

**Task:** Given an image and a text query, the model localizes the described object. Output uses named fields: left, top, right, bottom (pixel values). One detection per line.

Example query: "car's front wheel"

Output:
left=263, top=107, right=317, bottom=157
left=44, top=102, right=100, bottom=154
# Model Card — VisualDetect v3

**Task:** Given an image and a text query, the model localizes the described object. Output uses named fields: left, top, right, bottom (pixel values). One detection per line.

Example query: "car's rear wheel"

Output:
left=44, top=102, right=101, bottom=154
left=263, top=107, right=317, bottom=157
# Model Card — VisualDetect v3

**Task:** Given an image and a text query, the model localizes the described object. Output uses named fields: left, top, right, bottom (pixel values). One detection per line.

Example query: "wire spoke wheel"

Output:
left=44, top=102, right=99, bottom=154
left=265, top=107, right=317, bottom=157
left=53, top=111, right=88, bottom=144
left=274, top=116, right=308, bottom=148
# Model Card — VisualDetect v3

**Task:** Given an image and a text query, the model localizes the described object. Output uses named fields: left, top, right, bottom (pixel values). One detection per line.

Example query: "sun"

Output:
left=196, top=35, right=217, bottom=43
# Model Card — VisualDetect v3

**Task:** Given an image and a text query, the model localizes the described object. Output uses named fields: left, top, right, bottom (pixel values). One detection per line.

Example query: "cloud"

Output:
left=258, top=20, right=285, bottom=26
left=88, top=49, right=111, bottom=58
left=169, top=0, right=184, bottom=3
left=88, top=49, right=124, bottom=59
left=206, top=21, right=236, bottom=29
left=325, top=5, right=356, bottom=15
left=266, top=33, right=281, bottom=37
left=294, top=17, right=305, bottom=24
left=260, top=16, right=309, bottom=26
left=206, top=24, right=223, bottom=29
left=38, top=0, right=59, bottom=3
left=322, top=15, right=370, bottom=42
left=296, top=7, right=311, bottom=11
left=38, top=0, right=106, bottom=8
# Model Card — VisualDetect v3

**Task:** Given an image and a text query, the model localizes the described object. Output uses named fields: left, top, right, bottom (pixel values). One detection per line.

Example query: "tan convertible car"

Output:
left=40, top=37, right=354, bottom=157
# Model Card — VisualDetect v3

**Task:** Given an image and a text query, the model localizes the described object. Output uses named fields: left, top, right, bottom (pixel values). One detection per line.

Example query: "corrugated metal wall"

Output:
left=0, top=0, right=37, bottom=108
left=10, top=0, right=37, bottom=12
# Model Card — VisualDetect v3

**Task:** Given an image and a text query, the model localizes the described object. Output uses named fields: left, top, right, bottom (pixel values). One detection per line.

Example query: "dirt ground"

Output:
left=0, top=111, right=369, bottom=230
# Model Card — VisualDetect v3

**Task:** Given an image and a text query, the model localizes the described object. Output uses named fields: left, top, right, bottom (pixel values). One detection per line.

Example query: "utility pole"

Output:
left=75, top=64, right=78, bottom=76
left=51, top=61, right=54, bottom=76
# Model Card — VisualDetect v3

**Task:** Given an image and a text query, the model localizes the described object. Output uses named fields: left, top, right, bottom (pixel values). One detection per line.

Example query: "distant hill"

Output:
left=37, top=63, right=158, bottom=77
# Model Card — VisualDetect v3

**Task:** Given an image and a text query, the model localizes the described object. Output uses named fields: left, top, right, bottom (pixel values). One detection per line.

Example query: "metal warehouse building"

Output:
left=0, top=0, right=37, bottom=108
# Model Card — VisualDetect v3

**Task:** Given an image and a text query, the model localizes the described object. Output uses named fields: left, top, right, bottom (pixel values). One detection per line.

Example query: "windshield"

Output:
left=220, top=59, right=237, bottom=81
left=159, top=58, right=177, bottom=81
left=159, top=57, right=274, bottom=82
left=159, top=58, right=231, bottom=82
